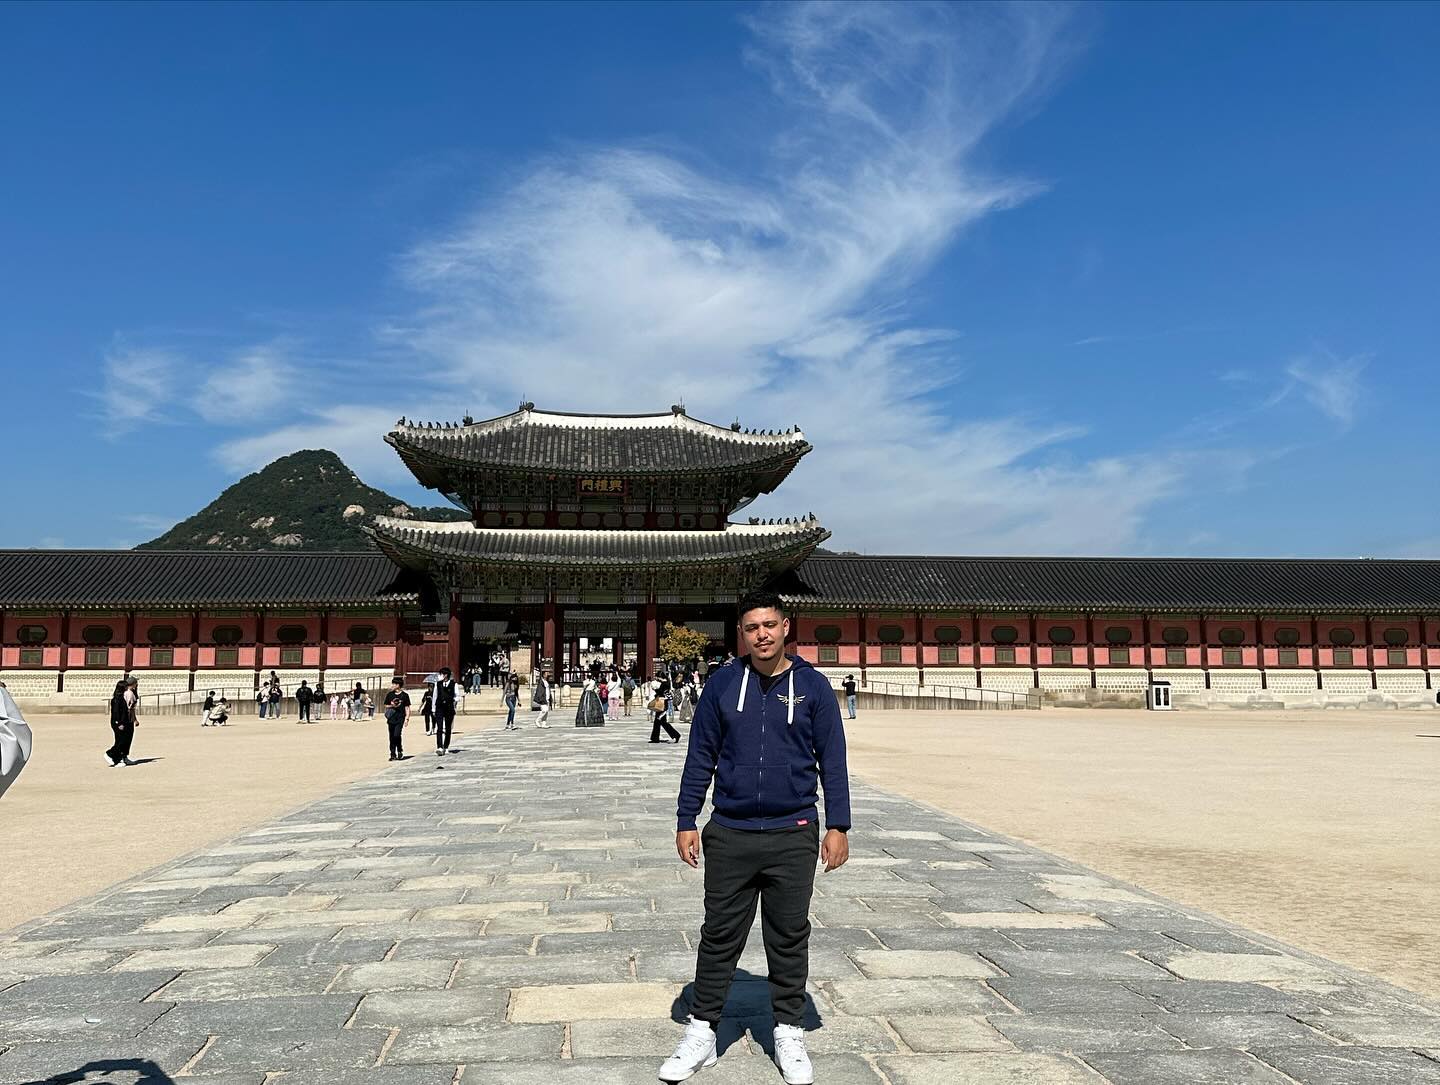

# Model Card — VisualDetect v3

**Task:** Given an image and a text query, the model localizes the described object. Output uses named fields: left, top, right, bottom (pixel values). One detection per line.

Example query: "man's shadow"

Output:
left=120, top=758, right=162, bottom=767
left=670, top=967, right=825, bottom=1057
left=21, top=1057, right=175, bottom=1084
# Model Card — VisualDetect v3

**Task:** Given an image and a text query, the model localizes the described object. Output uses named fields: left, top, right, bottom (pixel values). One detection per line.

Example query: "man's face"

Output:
left=738, top=607, right=789, bottom=662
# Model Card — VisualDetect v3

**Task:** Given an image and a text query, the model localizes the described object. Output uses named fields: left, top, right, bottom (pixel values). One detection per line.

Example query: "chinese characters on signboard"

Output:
left=577, top=477, right=627, bottom=497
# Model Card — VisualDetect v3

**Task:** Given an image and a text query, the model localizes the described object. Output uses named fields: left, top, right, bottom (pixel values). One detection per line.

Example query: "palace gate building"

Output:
left=4, top=404, right=1440, bottom=709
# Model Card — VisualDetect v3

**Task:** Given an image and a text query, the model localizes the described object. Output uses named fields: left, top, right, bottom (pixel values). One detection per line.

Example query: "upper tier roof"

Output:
left=0, top=550, right=417, bottom=609
left=386, top=404, right=811, bottom=485
left=777, top=554, right=1440, bottom=614
left=369, top=516, right=830, bottom=569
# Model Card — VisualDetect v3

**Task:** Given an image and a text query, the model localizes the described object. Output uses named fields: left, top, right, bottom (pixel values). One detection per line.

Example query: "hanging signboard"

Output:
left=577, top=477, right=628, bottom=497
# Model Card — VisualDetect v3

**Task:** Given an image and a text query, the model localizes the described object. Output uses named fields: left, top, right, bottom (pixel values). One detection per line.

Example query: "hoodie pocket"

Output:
left=716, top=761, right=760, bottom=819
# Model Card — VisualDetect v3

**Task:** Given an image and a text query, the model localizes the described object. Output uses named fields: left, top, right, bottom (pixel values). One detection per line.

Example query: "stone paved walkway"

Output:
left=3, top=726, right=1440, bottom=1084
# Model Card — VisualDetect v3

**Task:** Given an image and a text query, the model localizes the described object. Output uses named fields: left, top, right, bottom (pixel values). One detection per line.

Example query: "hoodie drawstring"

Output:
left=736, top=665, right=750, bottom=711
left=787, top=668, right=795, bottom=726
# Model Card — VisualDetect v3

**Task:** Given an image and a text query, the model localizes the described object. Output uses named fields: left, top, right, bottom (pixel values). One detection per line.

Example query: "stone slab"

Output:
left=508, top=981, right=682, bottom=1022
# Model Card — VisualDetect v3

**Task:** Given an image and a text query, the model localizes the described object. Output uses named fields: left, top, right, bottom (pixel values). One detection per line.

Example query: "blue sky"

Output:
left=2, top=1, right=1437, bottom=556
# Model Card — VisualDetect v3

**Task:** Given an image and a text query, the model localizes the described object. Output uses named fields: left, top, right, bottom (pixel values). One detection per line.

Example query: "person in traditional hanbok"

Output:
left=575, top=675, right=606, bottom=727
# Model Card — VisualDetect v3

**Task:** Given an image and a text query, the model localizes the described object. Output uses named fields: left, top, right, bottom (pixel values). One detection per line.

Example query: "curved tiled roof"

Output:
left=777, top=554, right=1440, bottom=614
left=386, top=405, right=811, bottom=480
left=0, top=550, right=417, bottom=609
left=369, top=517, right=830, bottom=570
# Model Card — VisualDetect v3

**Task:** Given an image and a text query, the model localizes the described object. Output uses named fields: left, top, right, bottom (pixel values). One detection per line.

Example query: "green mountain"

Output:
left=137, top=449, right=468, bottom=552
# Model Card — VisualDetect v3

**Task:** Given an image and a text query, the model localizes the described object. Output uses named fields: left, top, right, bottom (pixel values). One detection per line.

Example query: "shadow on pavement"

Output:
left=670, top=967, right=826, bottom=1056
left=20, top=1057, right=175, bottom=1084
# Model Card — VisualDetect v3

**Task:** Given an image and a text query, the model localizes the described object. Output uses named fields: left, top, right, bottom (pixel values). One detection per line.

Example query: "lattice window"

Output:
left=19, top=648, right=42, bottom=666
left=215, top=648, right=239, bottom=667
left=85, top=647, right=109, bottom=667
left=1277, top=648, right=1299, bottom=667
left=938, top=645, right=959, bottom=664
left=1221, top=648, right=1243, bottom=666
left=995, top=646, right=1016, bottom=664
left=1165, top=647, right=1186, bottom=666
left=280, top=647, right=303, bottom=666
left=150, top=648, right=175, bottom=668
left=1332, top=647, right=1353, bottom=666
left=818, top=645, right=839, bottom=664
left=350, top=647, right=373, bottom=666
left=1387, top=648, right=1407, bottom=666
left=1050, top=645, right=1072, bottom=664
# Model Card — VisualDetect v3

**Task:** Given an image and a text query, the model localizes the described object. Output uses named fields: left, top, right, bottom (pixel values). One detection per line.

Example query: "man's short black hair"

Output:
left=391, top=676, right=404, bottom=686
left=440, top=666, right=452, bottom=677
left=736, top=588, right=786, bottom=621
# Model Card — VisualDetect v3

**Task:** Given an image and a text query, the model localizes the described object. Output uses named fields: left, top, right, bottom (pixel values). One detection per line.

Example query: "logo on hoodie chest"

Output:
left=777, top=693, right=805, bottom=708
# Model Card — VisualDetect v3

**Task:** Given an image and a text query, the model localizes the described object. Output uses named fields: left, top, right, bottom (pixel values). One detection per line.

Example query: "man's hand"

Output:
left=676, top=830, right=700, bottom=868
left=820, top=829, right=849, bottom=872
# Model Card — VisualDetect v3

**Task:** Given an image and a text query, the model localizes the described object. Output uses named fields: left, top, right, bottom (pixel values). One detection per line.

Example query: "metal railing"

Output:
left=137, top=677, right=392, bottom=717
left=840, top=679, right=1041, bottom=711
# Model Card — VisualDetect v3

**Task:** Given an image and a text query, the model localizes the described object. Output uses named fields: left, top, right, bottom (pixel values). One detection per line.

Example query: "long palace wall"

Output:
left=788, top=611, right=1439, bottom=707
left=4, top=602, right=1437, bottom=710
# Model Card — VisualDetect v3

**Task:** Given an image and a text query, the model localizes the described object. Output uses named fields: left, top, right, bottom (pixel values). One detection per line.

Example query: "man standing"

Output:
left=531, top=671, right=551, bottom=728
left=661, top=590, right=850, bottom=1085
left=295, top=680, right=314, bottom=724
left=841, top=674, right=857, bottom=721
left=433, top=666, right=458, bottom=755
left=382, top=677, right=410, bottom=761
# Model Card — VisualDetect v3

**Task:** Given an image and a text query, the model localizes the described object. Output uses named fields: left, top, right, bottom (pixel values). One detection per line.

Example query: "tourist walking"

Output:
left=200, top=690, right=216, bottom=727
left=350, top=682, right=365, bottom=721
left=382, top=677, right=410, bottom=760
left=267, top=681, right=282, bottom=720
left=661, top=590, right=851, bottom=1085
left=296, top=680, right=314, bottom=723
left=531, top=671, right=551, bottom=727
left=105, top=677, right=138, bottom=767
left=420, top=685, right=434, bottom=735
left=842, top=674, right=857, bottom=720
left=256, top=686, right=268, bottom=718
left=503, top=676, right=519, bottom=730
left=433, top=666, right=458, bottom=754
left=621, top=672, right=636, bottom=717
left=648, top=675, right=679, bottom=744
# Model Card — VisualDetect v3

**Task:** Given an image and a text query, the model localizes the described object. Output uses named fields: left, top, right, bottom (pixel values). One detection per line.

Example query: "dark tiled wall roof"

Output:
left=370, top=519, right=830, bottom=569
left=0, top=551, right=416, bottom=609
left=779, top=555, right=1440, bottom=614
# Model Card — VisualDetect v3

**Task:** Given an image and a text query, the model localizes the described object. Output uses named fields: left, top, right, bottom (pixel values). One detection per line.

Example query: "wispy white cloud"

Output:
left=104, top=3, right=1192, bottom=554
left=97, top=344, right=184, bottom=435
left=1283, top=351, right=1366, bottom=428
left=195, top=342, right=298, bottom=423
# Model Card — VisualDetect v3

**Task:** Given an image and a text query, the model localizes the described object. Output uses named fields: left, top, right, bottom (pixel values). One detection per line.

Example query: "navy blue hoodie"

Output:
left=676, top=654, right=851, bottom=833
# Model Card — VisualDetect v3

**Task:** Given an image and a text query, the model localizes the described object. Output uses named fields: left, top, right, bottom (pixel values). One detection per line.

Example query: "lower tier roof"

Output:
left=368, top=517, right=831, bottom=569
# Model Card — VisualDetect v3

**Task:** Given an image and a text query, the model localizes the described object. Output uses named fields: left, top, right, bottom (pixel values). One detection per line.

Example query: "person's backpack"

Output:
left=532, top=680, right=549, bottom=707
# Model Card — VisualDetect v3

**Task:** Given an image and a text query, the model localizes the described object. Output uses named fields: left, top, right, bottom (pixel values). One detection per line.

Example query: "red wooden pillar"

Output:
left=447, top=594, right=462, bottom=679
left=254, top=609, right=267, bottom=690
left=124, top=611, right=135, bottom=675
left=318, top=609, right=330, bottom=682
left=188, top=609, right=200, bottom=691
left=642, top=601, right=659, bottom=679
left=1028, top=612, right=1040, bottom=690
left=1311, top=614, right=1323, bottom=690
left=857, top=609, right=870, bottom=687
left=971, top=610, right=982, bottom=688
left=1256, top=613, right=1267, bottom=690
left=57, top=610, right=71, bottom=693
left=1199, top=614, right=1210, bottom=690
left=542, top=598, right=558, bottom=682
left=1364, top=614, right=1376, bottom=689
left=1085, top=613, right=1096, bottom=689
left=915, top=610, right=925, bottom=687
left=1421, top=614, right=1431, bottom=689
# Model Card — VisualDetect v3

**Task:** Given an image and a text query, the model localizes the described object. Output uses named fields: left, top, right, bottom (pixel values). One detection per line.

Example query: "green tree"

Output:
left=658, top=622, right=710, bottom=667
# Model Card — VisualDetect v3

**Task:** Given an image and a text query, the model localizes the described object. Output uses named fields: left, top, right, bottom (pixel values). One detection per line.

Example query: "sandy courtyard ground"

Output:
left=847, top=706, right=1440, bottom=1000
left=0, top=703, right=507, bottom=933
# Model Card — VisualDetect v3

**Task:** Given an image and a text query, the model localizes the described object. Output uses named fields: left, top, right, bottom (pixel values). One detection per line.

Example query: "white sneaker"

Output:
left=773, top=1023, right=813, bottom=1085
left=104, top=754, right=117, bottom=767
left=658, top=1015, right=717, bottom=1081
